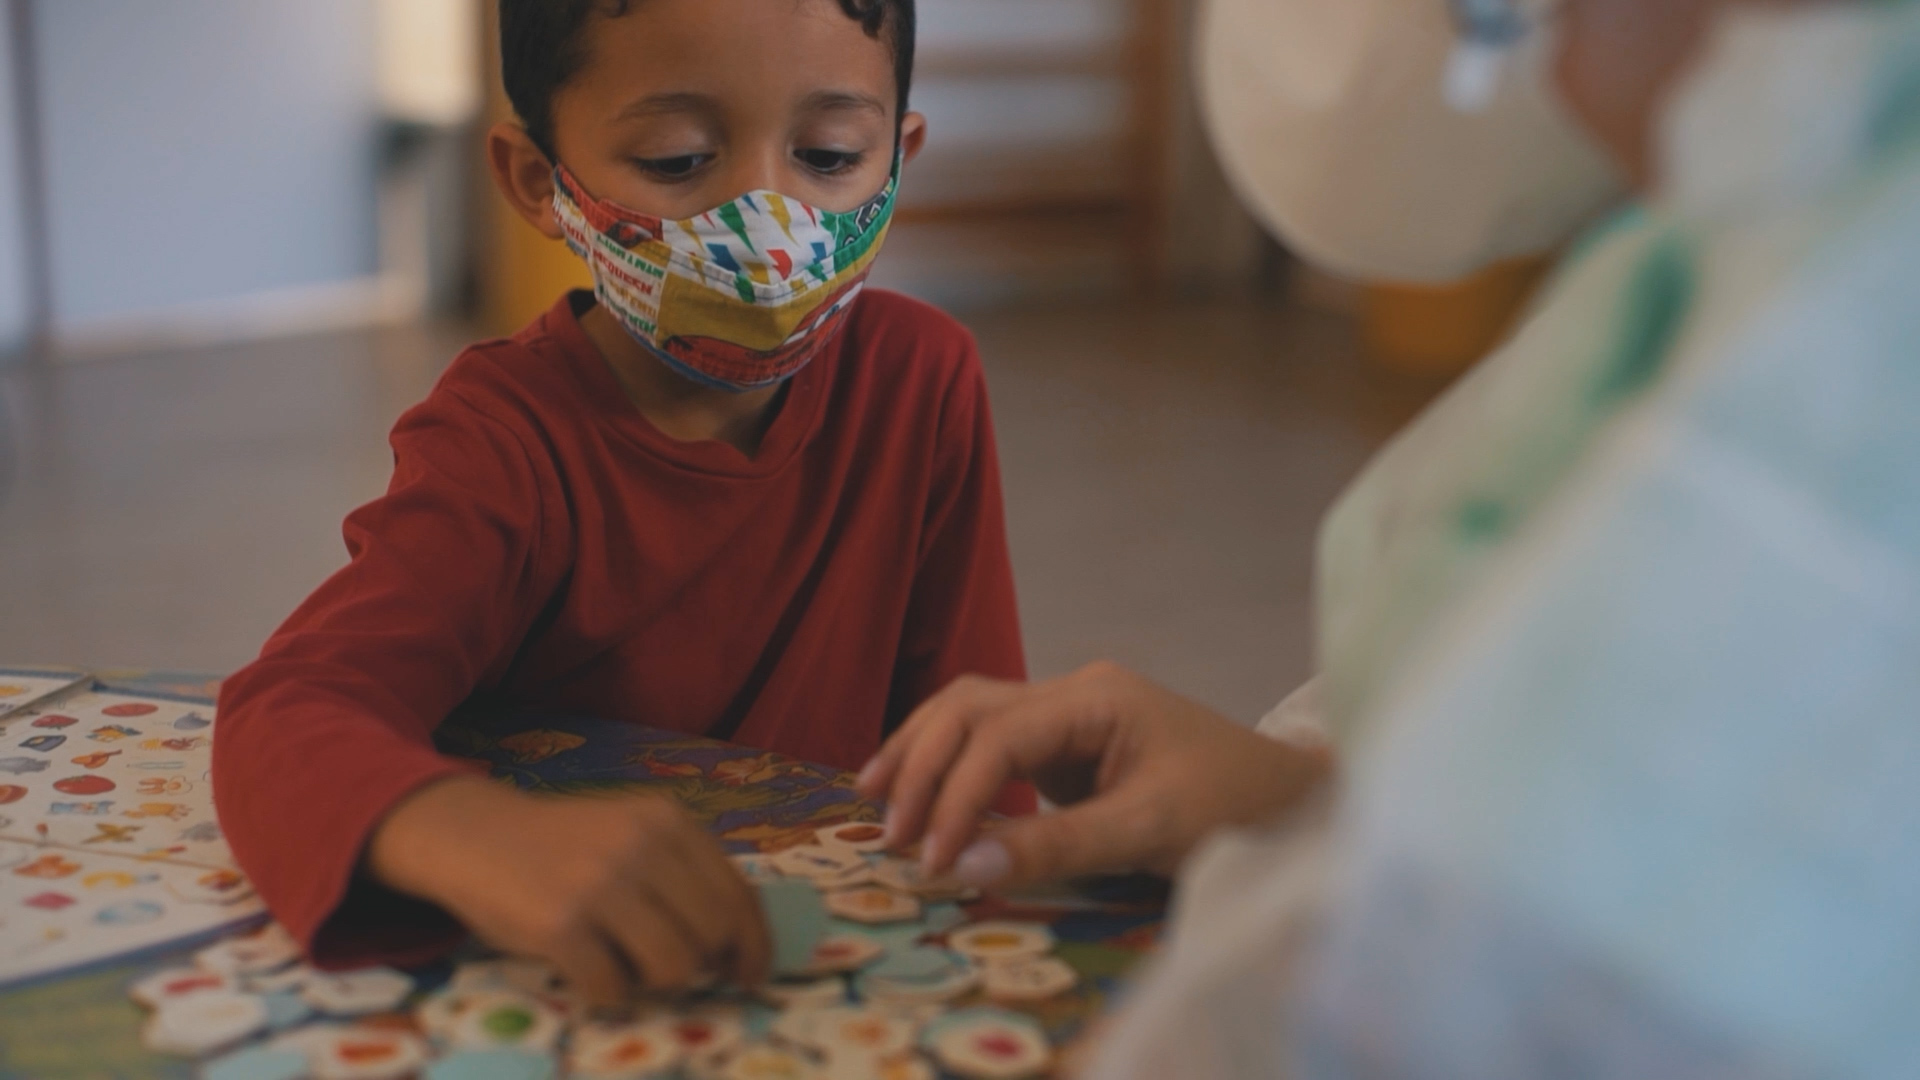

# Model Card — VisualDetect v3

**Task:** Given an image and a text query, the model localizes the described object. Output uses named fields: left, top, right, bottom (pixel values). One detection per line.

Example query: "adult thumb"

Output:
left=949, top=799, right=1160, bottom=890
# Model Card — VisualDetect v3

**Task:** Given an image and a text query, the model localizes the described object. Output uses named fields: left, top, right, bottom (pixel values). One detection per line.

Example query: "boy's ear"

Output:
left=899, top=111, right=928, bottom=166
left=488, top=122, right=566, bottom=241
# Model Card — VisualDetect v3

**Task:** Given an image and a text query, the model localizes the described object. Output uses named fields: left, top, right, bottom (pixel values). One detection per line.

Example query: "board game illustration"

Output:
left=0, top=673, right=1168, bottom=1079
left=0, top=685, right=263, bottom=989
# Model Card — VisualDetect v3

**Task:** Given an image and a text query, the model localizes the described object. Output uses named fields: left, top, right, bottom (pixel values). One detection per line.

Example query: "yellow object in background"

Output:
left=1361, top=257, right=1553, bottom=379
left=477, top=0, right=592, bottom=337
left=482, top=198, right=592, bottom=337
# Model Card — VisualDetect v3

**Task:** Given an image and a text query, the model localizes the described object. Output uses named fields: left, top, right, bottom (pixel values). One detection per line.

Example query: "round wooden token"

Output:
left=308, top=1026, right=431, bottom=1080
left=712, top=1043, right=822, bottom=1080
left=129, top=966, right=235, bottom=1008
left=947, top=923, right=1054, bottom=965
left=855, top=964, right=980, bottom=1006
left=301, top=968, right=415, bottom=1016
left=816, top=822, right=889, bottom=853
left=924, top=1009, right=1051, bottom=1080
left=808, top=1006, right=919, bottom=1059
left=819, top=1054, right=935, bottom=1080
left=981, top=957, right=1078, bottom=1002
left=800, top=935, right=886, bottom=976
left=201, top=1045, right=310, bottom=1080
left=142, top=990, right=269, bottom=1057
left=569, top=1019, right=686, bottom=1079
left=447, top=991, right=564, bottom=1052
left=825, top=887, right=921, bottom=925
left=414, top=989, right=475, bottom=1042
left=771, top=845, right=867, bottom=880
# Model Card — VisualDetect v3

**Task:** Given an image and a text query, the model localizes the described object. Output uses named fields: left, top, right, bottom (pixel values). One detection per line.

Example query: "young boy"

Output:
left=212, top=0, right=1027, bottom=1004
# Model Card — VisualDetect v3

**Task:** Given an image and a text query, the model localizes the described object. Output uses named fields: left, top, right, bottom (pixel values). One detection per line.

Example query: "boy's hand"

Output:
left=366, top=776, right=771, bottom=1005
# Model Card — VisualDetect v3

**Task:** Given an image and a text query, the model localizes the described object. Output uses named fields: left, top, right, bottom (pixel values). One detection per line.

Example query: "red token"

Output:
left=53, top=775, right=115, bottom=796
left=25, top=892, right=75, bottom=910
left=0, top=785, right=25, bottom=805
left=32, top=715, right=78, bottom=729
left=102, top=703, right=158, bottom=718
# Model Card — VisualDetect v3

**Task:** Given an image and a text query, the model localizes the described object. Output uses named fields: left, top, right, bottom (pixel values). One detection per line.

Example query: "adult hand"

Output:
left=857, top=662, right=1333, bottom=890
left=366, top=776, right=771, bottom=1006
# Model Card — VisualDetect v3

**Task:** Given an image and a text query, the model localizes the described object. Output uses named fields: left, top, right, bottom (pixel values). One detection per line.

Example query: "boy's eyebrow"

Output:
left=797, top=90, right=888, bottom=117
left=612, top=92, right=717, bottom=122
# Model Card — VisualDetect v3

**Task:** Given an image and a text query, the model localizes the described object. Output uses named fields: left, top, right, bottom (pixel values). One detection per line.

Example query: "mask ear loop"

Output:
left=1444, top=0, right=1567, bottom=112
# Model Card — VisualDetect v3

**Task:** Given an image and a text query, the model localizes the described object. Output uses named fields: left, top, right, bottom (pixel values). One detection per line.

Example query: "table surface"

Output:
left=0, top=672, right=1167, bottom=1080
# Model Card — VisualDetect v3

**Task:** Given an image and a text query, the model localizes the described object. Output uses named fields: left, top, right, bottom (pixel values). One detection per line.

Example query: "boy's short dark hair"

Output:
left=500, top=0, right=917, bottom=160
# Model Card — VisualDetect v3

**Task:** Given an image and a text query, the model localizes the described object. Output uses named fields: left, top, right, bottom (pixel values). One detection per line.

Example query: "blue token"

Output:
left=261, top=989, right=314, bottom=1030
left=870, top=945, right=964, bottom=980
left=202, top=1046, right=308, bottom=1080
left=758, top=879, right=829, bottom=975
left=426, top=1050, right=557, bottom=1080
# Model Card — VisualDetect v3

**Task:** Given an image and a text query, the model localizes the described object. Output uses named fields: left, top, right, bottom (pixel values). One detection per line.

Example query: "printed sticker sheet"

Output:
left=0, top=688, right=263, bottom=987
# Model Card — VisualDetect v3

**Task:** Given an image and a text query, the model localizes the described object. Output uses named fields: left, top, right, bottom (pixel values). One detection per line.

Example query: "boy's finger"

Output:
left=723, top=873, right=773, bottom=986
left=696, top=840, right=774, bottom=986
left=650, top=828, right=768, bottom=976
left=597, top=889, right=703, bottom=992
left=539, top=932, right=632, bottom=1008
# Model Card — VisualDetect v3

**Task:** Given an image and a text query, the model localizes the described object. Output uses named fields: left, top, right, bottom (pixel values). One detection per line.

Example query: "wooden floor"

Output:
left=0, top=294, right=1440, bottom=725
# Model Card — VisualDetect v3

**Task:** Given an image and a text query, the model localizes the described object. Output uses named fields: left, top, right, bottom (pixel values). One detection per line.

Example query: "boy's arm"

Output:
left=886, top=348, right=1035, bottom=815
left=213, top=386, right=565, bottom=969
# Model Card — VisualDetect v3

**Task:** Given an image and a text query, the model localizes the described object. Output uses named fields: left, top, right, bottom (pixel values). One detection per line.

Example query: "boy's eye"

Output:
left=634, top=154, right=713, bottom=179
left=796, top=149, right=863, bottom=175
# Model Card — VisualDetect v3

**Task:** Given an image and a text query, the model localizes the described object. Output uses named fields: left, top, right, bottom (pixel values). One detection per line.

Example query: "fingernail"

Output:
left=952, top=839, right=1011, bottom=888
left=855, top=758, right=880, bottom=789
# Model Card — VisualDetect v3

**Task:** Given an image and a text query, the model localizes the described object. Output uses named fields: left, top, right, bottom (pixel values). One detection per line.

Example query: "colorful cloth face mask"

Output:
left=551, top=157, right=899, bottom=391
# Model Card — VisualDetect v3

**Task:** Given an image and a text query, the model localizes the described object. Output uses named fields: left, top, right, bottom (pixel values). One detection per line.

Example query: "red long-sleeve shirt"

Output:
left=213, top=290, right=1028, bottom=967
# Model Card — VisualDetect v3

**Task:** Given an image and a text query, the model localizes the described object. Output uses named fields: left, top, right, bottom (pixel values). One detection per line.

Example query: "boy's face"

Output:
left=495, top=0, right=925, bottom=229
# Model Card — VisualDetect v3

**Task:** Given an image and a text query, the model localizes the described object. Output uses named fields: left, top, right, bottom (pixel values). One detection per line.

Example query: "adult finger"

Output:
left=594, top=884, right=704, bottom=993
left=857, top=675, right=1022, bottom=801
left=877, top=701, right=980, bottom=850
left=948, top=793, right=1171, bottom=891
left=917, top=683, right=1123, bottom=874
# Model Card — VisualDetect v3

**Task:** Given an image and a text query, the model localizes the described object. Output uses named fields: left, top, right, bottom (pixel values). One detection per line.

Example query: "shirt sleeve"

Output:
left=213, top=381, right=566, bottom=970
left=885, top=345, right=1035, bottom=815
